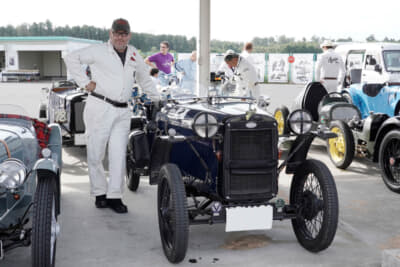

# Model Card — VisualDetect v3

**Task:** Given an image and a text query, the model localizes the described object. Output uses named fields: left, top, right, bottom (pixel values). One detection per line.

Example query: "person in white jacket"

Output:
left=223, top=50, right=259, bottom=97
left=315, top=40, right=346, bottom=93
left=64, top=18, right=159, bottom=213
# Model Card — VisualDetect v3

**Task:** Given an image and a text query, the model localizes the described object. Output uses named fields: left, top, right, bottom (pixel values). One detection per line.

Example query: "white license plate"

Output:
left=225, top=205, right=273, bottom=232
left=74, top=133, right=86, bottom=146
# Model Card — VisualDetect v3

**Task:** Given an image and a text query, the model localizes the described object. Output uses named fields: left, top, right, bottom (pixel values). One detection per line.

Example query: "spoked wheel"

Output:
left=126, top=145, right=140, bottom=191
left=290, top=159, right=338, bottom=252
left=327, top=120, right=354, bottom=169
left=379, top=130, right=400, bottom=193
left=274, top=105, right=290, bottom=135
left=157, top=164, right=189, bottom=263
left=32, top=176, right=60, bottom=267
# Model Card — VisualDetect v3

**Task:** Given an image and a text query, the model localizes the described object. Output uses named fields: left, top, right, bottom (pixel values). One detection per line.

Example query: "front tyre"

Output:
left=327, top=120, right=355, bottom=169
left=32, top=176, right=59, bottom=267
left=157, top=164, right=189, bottom=263
left=379, top=130, right=400, bottom=193
left=290, top=159, right=338, bottom=252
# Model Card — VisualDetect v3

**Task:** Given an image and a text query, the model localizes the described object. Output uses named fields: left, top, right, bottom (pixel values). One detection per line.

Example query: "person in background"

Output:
left=223, top=50, right=259, bottom=97
left=315, top=40, right=345, bottom=93
left=240, top=42, right=256, bottom=66
left=175, top=51, right=197, bottom=93
left=150, top=68, right=160, bottom=88
left=64, top=18, right=160, bottom=214
left=145, top=41, right=175, bottom=86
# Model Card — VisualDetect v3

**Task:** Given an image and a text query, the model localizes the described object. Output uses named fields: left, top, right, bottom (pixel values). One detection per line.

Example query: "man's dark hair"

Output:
left=150, top=68, right=159, bottom=76
left=224, top=53, right=239, bottom=62
left=160, top=41, right=170, bottom=48
left=244, top=42, right=253, bottom=51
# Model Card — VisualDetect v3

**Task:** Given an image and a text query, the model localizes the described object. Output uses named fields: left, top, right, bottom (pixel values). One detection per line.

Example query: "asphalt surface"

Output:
left=0, top=81, right=399, bottom=267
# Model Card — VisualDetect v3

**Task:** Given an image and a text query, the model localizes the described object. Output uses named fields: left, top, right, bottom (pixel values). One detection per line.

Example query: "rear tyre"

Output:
left=274, top=106, right=290, bottom=135
left=290, top=159, right=339, bottom=252
left=157, top=164, right=189, bottom=263
left=126, top=145, right=140, bottom=191
left=327, top=120, right=354, bottom=169
left=32, top=176, right=59, bottom=267
left=379, top=130, right=400, bottom=193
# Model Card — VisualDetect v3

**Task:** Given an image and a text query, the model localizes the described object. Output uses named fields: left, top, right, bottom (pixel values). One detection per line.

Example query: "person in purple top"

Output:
left=145, top=41, right=175, bottom=86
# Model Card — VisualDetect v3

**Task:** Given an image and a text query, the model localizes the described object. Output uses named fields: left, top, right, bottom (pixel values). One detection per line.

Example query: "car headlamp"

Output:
left=0, top=158, right=27, bottom=189
left=287, top=109, right=313, bottom=135
left=192, top=112, right=219, bottom=138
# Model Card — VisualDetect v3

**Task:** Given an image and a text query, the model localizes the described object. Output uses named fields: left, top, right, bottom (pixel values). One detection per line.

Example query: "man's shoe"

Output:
left=107, top=198, right=128, bottom=214
left=95, top=195, right=108, bottom=208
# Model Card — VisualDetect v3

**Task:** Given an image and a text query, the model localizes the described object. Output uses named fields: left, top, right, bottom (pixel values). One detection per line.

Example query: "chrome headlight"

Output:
left=288, top=109, right=313, bottom=135
left=0, top=159, right=27, bottom=189
left=192, top=112, right=219, bottom=138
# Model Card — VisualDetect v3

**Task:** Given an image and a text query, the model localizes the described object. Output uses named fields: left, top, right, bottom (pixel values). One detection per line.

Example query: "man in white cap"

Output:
left=64, top=18, right=160, bottom=213
left=315, top=40, right=345, bottom=93
left=223, top=50, right=259, bottom=97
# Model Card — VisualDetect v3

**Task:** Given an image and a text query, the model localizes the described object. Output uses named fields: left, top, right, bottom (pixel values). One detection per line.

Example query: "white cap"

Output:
left=224, top=49, right=238, bottom=60
left=320, top=40, right=336, bottom=48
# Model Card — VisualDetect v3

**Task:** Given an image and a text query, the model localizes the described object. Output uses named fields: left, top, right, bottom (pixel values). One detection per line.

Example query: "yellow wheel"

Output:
left=274, top=106, right=289, bottom=135
left=327, top=120, right=354, bottom=169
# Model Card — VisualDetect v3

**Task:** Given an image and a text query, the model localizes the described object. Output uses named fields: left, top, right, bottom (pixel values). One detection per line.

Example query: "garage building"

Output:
left=0, top=36, right=102, bottom=81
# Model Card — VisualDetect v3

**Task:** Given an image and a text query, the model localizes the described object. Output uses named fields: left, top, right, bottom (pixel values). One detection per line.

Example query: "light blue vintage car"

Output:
left=343, top=83, right=400, bottom=119
left=0, top=105, right=62, bottom=266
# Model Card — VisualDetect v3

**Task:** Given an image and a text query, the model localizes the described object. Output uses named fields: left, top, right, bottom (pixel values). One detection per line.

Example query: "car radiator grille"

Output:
left=223, top=116, right=278, bottom=200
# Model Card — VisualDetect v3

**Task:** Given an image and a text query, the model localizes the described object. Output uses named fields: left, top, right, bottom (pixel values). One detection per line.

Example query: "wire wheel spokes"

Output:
left=159, top=179, right=175, bottom=249
left=384, top=139, right=400, bottom=183
left=300, top=173, right=324, bottom=239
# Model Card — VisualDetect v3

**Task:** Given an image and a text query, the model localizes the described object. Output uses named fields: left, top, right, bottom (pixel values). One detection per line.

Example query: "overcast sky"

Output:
left=1, top=0, right=399, bottom=42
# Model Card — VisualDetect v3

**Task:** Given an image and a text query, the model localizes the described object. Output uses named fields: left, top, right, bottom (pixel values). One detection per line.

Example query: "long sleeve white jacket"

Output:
left=64, top=41, right=159, bottom=102
left=315, top=49, right=346, bottom=83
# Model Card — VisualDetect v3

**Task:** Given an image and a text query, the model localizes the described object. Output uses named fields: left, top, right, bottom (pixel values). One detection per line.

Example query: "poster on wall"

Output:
left=291, top=54, right=314, bottom=84
left=346, top=53, right=364, bottom=69
left=268, top=54, right=289, bottom=83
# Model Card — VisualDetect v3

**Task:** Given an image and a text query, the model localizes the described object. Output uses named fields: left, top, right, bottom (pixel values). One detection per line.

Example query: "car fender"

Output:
left=285, top=133, right=315, bottom=174
left=33, top=158, right=60, bottom=175
left=149, top=135, right=186, bottom=185
left=373, top=116, right=400, bottom=161
left=47, top=123, right=62, bottom=170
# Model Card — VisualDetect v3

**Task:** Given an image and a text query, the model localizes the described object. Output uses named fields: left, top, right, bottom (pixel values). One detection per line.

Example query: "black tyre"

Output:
left=327, top=120, right=355, bottom=169
left=274, top=105, right=290, bottom=135
left=290, top=159, right=339, bottom=252
left=32, top=176, right=59, bottom=267
left=379, top=130, right=400, bottom=193
left=126, top=145, right=140, bottom=191
left=157, top=164, right=189, bottom=263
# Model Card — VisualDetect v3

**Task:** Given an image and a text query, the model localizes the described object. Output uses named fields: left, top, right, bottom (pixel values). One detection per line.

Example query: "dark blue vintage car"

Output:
left=0, top=105, right=62, bottom=266
left=126, top=89, right=339, bottom=263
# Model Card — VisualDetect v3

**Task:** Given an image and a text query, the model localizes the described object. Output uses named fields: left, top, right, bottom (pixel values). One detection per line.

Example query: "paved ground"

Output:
left=1, top=81, right=400, bottom=267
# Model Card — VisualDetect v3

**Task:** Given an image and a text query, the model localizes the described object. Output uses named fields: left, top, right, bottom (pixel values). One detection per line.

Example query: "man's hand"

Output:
left=85, top=81, right=96, bottom=92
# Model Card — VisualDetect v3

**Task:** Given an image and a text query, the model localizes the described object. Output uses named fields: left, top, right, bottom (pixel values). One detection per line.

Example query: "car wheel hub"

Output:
left=329, top=127, right=345, bottom=162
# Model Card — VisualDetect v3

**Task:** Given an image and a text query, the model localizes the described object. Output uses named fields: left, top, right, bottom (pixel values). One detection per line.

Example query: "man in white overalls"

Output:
left=64, top=18, right=160, bottom=213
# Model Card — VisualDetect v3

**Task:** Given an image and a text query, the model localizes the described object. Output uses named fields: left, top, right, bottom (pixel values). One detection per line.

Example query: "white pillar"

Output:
left=197, top=0, right=210, bottom=97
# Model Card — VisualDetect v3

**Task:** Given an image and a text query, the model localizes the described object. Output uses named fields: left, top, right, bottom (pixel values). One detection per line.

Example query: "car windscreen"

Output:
left=383, top=51, right=400, bottom=72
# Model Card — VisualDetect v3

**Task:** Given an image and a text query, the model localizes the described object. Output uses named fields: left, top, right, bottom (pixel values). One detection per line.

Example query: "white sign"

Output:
left=268, top=54, right=289, bottom=83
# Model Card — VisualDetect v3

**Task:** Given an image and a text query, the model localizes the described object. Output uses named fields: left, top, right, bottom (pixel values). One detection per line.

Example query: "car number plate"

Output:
left=225, top=205, right=273, bottom=232
left=74, top=133, right=86, bottom=146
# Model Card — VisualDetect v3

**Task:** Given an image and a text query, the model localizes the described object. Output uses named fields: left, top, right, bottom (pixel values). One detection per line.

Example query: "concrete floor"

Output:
left=1, top=82, right=399, bottom=267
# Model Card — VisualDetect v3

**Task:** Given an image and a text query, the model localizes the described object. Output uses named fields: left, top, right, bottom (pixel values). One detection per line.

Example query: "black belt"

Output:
left=323, top=77, right=337, bottom=80
left=90, top=92, right=128, bottom=108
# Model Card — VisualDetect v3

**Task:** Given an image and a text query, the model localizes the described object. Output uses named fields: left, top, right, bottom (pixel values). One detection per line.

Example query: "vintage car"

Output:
left=276, top=82, right=400, bottom=193
left=39, top=80, right=87, bottom=146
left=335, top=43, right=400, bottom=118
left=274, top=82, right=360, bottom=169
left=0, top=105, right=62, bottom=266
left=126, top=88, right=339, bottom=263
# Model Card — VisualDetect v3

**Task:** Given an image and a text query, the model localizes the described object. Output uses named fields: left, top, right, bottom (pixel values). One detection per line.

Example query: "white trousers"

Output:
left=83, top=96, right=131, bottom=199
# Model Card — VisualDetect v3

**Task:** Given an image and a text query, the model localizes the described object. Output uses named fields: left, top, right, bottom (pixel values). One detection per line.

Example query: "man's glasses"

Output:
left=160, top=46, right=168, bottom=49
left=113, top=32, right=129, bottom=38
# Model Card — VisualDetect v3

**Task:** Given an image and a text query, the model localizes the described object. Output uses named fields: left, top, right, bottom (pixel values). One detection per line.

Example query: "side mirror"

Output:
left=374, top=64, right=382, bottom=73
